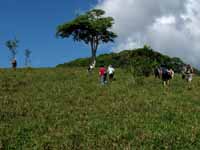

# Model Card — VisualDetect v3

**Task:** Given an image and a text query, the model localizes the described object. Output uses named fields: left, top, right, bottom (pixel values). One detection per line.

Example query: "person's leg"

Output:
left=100, top=76, right=104, bottom=85
left=112, top=73, right=114, bottom=79
left=188, top=74, right=192, bottom=83
left=13, top=63, right=16, bottom=70
left=187, top=74, right=193, bottom=89
left=186, top=74, right=190, bottom=82
left=162, top=74, right=166, bottom=86
left=186, top=76, right=188, bottom=82
left=112, top=73, right=115, bottom=80
left=109, top=74, right=113, bottom=81
left=163, top=81, right=166, bottom=86
left=87, top=68, right=90, bottom=73
left=104, top=73, right=107, bottom=84
left=182, top=74, right=185, bottom=79
left=167, top=80, right=170, bottom=85
left=100, top=76, right=103, bottom=84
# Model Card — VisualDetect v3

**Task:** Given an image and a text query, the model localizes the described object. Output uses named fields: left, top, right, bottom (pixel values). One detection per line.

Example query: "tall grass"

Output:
left=0, top=68, right=200, bottom=149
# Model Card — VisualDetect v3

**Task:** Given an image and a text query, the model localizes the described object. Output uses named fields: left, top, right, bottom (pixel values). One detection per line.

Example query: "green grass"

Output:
left=1, top=68, right=200, bottom=149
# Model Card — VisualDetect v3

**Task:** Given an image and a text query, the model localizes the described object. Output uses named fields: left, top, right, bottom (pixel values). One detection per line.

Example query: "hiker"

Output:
left=104, top=70, right=107, bottom=83
left=87, top=64, right=94, bottom=74
left=160, top=65, right=174, bottom=86
left=185, top=64, right=193, bottom=83
left=87, top=60, right=96, bottom=74
left=107, top=64, right=115, bottom=82
left=99, top=65, right=107, bottom=85
left=11, top=58, right=17, bottom=70
left=168, top=68, right=174, bottom=79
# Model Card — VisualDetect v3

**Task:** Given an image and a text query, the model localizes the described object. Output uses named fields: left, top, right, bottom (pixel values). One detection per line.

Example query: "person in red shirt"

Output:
left=99, top=65, right=107, bottom=85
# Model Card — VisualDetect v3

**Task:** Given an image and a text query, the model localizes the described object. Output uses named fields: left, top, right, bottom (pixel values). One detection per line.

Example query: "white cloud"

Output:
left=96, top=0, right=200, bottom=67
left=155, top=16, right=176, bottom=25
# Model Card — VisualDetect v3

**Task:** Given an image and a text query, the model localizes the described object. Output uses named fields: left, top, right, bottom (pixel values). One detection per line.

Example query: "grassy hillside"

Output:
left=57, top=47, right=192, bottom=76
left=1, top=68, right=200, bottom=149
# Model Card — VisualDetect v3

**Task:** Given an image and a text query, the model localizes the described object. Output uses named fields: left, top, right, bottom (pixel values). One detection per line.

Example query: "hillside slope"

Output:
left=1, top=68, right=200, bottom=149
left=57, top=47, right=188, bottom=75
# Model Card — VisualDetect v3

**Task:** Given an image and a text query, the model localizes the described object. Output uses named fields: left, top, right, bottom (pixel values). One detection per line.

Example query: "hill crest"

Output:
left=57, top=47, right=199, bottom=75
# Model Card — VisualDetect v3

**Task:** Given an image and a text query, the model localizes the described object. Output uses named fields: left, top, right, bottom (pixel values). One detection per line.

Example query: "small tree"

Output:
left=56, top=9, right=117, bottom=67
left=5, top=38, right=19, bottom=60
left=24, top=49, right=31, bottom=67
left=143, top=44, right=152, bottom=51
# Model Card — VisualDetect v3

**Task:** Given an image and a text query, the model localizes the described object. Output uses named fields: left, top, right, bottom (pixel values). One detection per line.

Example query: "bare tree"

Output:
left=5, top=38, right=19, bottom=69
left=5, top=38, right=19, bottom=60
left=24, top=49, right=31, bottom=67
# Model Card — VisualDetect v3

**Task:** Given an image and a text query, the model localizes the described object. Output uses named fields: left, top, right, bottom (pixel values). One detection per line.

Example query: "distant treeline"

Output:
left=57, top=47, right=200, bottom=76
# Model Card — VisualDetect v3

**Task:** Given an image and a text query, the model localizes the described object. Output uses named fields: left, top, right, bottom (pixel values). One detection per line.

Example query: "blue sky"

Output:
left=0, top=0, right=112, bottom=68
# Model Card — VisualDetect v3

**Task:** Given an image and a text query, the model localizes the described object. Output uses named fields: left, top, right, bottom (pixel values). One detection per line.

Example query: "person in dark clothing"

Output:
left=160, top=65, right=174, bottom=86
left=11, top=58, right=17, bottom=70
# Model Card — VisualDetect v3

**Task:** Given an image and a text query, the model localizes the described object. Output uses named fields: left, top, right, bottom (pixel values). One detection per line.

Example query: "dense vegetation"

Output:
left=57, top=46, right=199, bottom=76
left=1, top=68, right=200, bottom=149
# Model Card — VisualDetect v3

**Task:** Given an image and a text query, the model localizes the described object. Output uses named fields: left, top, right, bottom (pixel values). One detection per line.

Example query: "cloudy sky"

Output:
left=0, top=0, right=199, bottom=68
left=96, top=0, right=200, bottom=67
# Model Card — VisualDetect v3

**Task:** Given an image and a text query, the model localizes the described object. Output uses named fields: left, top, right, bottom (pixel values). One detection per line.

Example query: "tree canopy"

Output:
left=56, top=9, right=117, bottom=65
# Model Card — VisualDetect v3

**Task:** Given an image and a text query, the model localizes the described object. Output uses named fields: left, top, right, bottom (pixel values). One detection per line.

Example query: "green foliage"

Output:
left=56, top=9, right=117, bottom=63
left=57, top=9, right=117, bottom=44
left=57, top=47, right=191, bottom=75
left=143, top=44, right=152, bottom=51
left=1, top=68, right=200, bottom=149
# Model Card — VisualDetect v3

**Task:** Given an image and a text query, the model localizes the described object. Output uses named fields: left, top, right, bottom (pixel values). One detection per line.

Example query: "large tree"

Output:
left=56, top=9, right=117, bottom=66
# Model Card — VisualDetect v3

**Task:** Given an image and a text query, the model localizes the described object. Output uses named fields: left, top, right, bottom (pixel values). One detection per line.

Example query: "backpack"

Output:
left=162, top=67, right=168, bottom=75
left=186, top=67, right=193, bottom=74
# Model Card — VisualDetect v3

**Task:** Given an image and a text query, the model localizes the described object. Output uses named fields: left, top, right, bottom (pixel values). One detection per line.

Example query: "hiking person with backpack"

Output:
left=185, top=64, right=193, bottom=83
left=160, top=65, right=174, bottom=86
left=161, top=66, right=169, bottom=86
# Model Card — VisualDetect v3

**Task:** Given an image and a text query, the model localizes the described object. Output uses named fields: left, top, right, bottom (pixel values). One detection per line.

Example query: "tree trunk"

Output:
left=91, top=48, right=96, bottom=67
left=90, top=38, right=98, bottom=68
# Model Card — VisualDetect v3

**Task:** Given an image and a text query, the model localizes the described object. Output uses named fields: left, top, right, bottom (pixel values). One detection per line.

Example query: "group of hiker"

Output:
left=154, top=65, right=174, bottom=86
left=154, top=64, right=194, bottom=86
left=11, top=57, right=194, bottom=86
left=94, top=63, right=194, bottom=86
left=99, top=64, right=115, bottom=85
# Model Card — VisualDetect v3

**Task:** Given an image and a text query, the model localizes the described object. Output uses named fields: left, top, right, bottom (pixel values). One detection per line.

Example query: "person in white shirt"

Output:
left=107, top=65, right=115, bottom=82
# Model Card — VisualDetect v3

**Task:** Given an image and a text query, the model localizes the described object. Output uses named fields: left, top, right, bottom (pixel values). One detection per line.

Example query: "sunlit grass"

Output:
left=0, top=68, right=200, bottom=149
